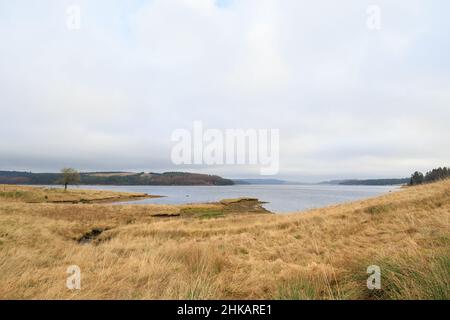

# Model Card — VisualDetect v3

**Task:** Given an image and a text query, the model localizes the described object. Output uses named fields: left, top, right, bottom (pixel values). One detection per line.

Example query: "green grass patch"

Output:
left=364, top=204, right=394, bottom=215
left=198, top=211, right=225, bottom=219
left=353, top=251, right=450, bottom=300
left=220, top=198, right=257, bottom=204
left=276, top=277, right=322, bottom=300
left=180, top=207, right=225, bottom=219
left=275, top=274, right=348, bottom=300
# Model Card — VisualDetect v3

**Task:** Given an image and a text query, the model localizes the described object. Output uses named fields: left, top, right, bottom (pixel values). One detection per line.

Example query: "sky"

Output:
left=0, top=0, right=449, bottom=182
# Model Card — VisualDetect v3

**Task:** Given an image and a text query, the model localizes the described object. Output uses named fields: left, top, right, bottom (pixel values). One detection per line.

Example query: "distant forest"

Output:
left=320, top=178, right=410, bottom=186
left=409, top=167, right=450, bottom=186
left=0, top=171, right=234, bottom=186
left=321, top=167, right=450, bottom=186
left=337, top=178, right=410, bottom=186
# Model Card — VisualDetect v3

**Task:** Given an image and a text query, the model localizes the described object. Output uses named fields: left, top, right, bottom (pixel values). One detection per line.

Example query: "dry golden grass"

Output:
left=0, top=181, right=448, bottom=300
left=0, top=184, right=154, bottom=203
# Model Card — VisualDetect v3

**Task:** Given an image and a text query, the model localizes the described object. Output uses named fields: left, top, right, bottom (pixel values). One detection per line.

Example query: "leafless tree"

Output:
left=61, top=168, right=80, bottom=191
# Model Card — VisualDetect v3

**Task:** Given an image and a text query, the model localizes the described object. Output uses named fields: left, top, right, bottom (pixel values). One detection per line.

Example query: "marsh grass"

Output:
left=354, top=250, right=450, bottom=300
left=0, top=180, right=449, bottom=299
left=199, top=211, right=225, bottom=219
left=0, top=184, right=151, bottom=203
left=364, top=204, right=394, bottom=215
left=276, top=273, right=345, bottom=300
left=180, top=207, right=225, bottom=219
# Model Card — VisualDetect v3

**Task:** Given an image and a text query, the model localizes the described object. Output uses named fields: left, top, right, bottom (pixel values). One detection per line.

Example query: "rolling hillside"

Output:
left=0, top=171, right=234, bottom=186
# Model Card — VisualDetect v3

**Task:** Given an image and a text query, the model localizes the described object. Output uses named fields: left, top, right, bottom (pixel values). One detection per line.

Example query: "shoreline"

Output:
left=8, top=183, right=399, bottom=214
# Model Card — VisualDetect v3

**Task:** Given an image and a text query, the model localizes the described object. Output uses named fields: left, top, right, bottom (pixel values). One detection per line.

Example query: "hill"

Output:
left=321, top=178, right=410, bottom=186
left=0, top=171, right=234, bottom=186
left=233, top=178, right=289, bottom=185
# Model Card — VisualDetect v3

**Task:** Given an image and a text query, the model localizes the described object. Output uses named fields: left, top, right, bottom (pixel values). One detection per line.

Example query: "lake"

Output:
left=70, top=184, right=399, bottom=213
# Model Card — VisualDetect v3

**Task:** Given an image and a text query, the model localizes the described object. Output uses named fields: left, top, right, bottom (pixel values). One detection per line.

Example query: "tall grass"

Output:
left=359, top=251, right=450, bottom=300
left=0, top=180, right=449, bottom=299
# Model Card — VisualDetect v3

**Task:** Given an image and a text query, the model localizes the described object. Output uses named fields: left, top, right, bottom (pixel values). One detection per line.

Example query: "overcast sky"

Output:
left=0, top=0, right=449, bottom=181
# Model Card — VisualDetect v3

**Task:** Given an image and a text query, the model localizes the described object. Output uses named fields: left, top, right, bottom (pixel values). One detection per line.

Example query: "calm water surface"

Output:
left=69, top=184, right=399, bottom=213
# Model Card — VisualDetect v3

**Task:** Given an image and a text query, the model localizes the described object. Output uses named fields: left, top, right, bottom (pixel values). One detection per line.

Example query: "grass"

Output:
left=276, top=274, right=341, bottom=300
left=364, top=204, right=394, bottom=215
left=0, top=184, right=154, bottom=203
left=180, top=207, right=226, bottom=219
left=356, top=249, right=450, bottom=300
left=0, top=180, right=449, bottom=299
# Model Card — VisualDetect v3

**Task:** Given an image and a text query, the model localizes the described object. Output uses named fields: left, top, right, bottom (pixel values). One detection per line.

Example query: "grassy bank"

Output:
left=0, top=184, right=156, bottom=204
left=0, top=181, right=448, bottom=299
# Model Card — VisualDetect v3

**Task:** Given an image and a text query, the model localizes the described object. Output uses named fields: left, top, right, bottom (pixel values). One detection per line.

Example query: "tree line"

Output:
left=409, top=167, right=450, bottom=186
left=0, top=169, right=234, bottom=188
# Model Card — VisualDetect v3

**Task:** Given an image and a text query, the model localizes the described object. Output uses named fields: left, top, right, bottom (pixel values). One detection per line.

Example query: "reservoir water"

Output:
left=71, top=184, right=399, bottom=213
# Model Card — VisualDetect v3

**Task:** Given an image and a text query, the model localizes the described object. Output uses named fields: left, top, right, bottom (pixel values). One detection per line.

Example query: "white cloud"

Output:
left=0, top=0, right=449, bottom=180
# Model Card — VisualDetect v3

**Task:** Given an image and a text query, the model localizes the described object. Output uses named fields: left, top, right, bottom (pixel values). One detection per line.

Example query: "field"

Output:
left=0, top=181, right=449, bottom=299
left=0, top=184, right=156, bottom=204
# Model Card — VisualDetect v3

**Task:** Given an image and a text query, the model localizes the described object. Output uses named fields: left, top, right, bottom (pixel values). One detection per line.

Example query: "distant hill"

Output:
left=233, top=179, right=288, bottom=185
left=0, top=171, right=234, bottom=186
left=320, top=178, right=409, bottom=186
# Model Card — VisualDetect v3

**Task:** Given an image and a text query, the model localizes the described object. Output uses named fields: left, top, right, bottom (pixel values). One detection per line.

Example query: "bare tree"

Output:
left=61, top=168, right=80, bottom=191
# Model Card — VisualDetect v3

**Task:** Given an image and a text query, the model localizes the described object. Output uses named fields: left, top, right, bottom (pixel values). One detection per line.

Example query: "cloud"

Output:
left=0, top=0, right=449, bottom=180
